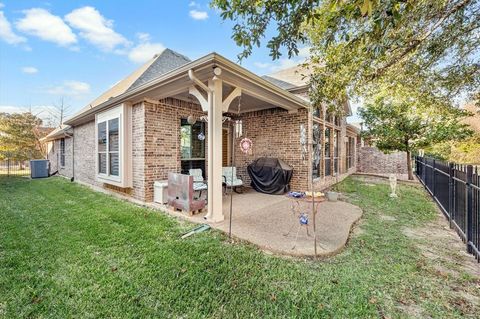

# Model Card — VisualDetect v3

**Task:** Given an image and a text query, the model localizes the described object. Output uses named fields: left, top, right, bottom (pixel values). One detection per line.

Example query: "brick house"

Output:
left=43, top=49, right=359, bottom=222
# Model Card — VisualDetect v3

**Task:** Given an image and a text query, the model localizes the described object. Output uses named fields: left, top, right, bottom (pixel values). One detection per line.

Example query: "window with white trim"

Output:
left=97, top=119, right=119, bottom=176
left=60, top=138, right=65, bottom=167
left=96, top=104, right=132, bottom=187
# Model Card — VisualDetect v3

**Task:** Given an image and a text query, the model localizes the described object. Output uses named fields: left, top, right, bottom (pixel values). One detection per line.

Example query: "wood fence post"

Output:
left=466, top=165, right=473, bottom=254
left=7, top=158, right=10, bottom=177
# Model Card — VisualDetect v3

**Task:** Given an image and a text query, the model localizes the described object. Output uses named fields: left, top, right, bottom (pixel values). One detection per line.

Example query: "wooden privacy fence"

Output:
left=415, top=156, right=479, bottom=262
left=0, top=159, right=31, bottom=177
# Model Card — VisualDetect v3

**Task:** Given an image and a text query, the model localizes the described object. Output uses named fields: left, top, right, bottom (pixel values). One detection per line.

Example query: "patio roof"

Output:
left=65, top=52, right=309, bottom=126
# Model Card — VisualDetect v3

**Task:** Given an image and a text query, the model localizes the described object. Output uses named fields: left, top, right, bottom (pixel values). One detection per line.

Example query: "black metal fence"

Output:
left=415, top=156, right=480, bottom=262
left=0, top=159, right=31, bottom=177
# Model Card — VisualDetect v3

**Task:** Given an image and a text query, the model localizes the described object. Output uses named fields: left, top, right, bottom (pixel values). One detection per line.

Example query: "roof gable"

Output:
left=66, top=49, right=190, bottom=123
left=127, top=49, right=190, bottom=91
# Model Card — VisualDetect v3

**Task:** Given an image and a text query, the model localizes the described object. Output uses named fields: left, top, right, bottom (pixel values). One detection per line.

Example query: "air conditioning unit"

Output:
left=30, top=159, right=50, bottom=179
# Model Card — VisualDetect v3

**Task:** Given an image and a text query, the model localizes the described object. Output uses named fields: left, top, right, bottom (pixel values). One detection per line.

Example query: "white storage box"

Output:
left=154, top=181, right=168, bottom=204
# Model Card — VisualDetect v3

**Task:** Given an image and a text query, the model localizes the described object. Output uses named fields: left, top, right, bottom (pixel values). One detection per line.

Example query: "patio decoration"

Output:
left=389, top=174, right=398, bottom=198
left=234, top=120, right=243, bottom=138
left=197, top=132, right=205, bottom=141
left=239, top=137, right=252, bottom=154
left=299, top=213, right=308, bottom=225
left=285, top=193, right=326, bottom=251
left=300, top=124, right=307, bottom=160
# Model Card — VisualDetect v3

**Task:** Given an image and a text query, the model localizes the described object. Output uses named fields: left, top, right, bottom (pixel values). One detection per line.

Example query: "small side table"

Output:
left=285, top=194, right=326, bottom=254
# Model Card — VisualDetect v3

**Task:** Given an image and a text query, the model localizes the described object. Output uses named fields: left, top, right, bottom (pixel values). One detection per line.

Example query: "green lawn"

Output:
left=0, top=176, right=478, bottom=318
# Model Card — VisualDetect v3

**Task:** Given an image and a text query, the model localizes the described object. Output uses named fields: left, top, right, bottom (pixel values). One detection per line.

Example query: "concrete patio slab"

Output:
left=152, top=189, right=363, bottom=257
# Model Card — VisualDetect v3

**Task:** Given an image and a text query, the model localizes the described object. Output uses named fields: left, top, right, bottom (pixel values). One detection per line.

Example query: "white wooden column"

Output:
left=188, top=68, right=241, bottom=223
left=205, top=76, right=224, bottom=222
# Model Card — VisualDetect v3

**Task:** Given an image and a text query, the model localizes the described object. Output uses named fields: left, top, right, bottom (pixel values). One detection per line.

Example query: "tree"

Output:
left=45, top=97, right=71, bottom=127
left=212, top=0, right=480, bottom=109
left=358, top=94, right=473, bottom=179
left=0, top=112, right=46, bottom=161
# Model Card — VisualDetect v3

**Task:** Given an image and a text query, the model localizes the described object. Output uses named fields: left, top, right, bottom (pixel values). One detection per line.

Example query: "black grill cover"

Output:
left=247, top=157, right=293, bottom=194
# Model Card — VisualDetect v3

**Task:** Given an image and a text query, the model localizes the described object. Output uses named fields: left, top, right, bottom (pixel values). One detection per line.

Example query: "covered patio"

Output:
left=153, top=190, right=363, bottom=257
left=107, top=52, right=311, bottom=222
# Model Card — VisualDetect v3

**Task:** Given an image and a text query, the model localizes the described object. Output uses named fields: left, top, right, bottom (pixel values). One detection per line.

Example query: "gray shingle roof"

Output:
left=127, top=49, right=191, bottom=91
left=261, top=75, right=298, bottom=90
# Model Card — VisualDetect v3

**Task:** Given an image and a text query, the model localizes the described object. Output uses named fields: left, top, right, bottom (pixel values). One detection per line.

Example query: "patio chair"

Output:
left=167, top=173, right=206, bottom=215
left=222, top=166, right=244, bottom=193
left=189, top=168, right=207, bottom=199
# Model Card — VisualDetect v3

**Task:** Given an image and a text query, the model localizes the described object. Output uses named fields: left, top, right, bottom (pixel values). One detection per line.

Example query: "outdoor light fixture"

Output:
left=187, top=114, right=196, bottom=125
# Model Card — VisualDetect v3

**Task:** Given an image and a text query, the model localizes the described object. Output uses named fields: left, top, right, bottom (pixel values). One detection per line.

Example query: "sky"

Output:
left=0, top=0, right=359, bottom=125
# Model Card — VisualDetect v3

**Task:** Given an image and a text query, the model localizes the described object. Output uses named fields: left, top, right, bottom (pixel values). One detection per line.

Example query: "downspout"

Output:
left=188, top=69, right=212, bottom=94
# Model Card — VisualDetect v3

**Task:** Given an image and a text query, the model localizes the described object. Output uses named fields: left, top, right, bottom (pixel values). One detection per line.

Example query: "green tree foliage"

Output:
left=359, top=94, right=473, bottom=179
left=426, top=133, right=480, bottom=164
left=0, top=112, right=46, bottom=160
left=212, top=0, right=480, bottom=109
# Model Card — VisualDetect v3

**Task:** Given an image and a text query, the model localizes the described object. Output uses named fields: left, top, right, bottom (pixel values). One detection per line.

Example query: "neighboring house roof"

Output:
left=262, top=65, right=311, bottom=91
left=69, top=49, right=191, bottom=123
left=263, top=65, right=352, bottom=116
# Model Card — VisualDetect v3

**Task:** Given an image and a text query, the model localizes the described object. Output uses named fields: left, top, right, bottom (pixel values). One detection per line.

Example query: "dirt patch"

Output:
left=402, top=212, right=480, bottom=315
left=402, top=215, right=479, bottom=279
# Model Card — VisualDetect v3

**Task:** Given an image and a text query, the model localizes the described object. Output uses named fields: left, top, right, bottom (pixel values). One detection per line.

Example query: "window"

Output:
left=334, top=116, right=341, bottom=127
left=180, top=119, right=205, bottom=174
left=98, top=117, right=119, bottom=177
left=108, top=118, right=119, bottom=176
left=346, top=137, right=355, bottom=169
left=333, top=130, right=339, bottom=174
left=98, top=122, right=107, bottom=174
left=96, top=104, right=132, bottom=187
left=60, top=138, right=65, bottom=167
left=312, top=123, right=322, bottom=179
left=324, top=128, right=331, bottom=176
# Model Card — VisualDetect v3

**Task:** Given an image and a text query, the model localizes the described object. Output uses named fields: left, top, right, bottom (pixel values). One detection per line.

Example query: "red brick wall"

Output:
left=233, top=107, right=309, bottom=191
left=49, top=97, right=358, bottom=201
left=142, top=98, right=207, bottom=202
left=357, top=146, right=408, bottom=174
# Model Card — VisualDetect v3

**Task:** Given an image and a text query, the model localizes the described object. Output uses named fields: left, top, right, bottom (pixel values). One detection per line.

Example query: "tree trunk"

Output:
left=406, top=150, right=413, bottom=180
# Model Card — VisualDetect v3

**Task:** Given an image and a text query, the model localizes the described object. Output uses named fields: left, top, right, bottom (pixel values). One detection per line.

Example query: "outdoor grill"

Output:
left=247, top=157, right=293, bottom=195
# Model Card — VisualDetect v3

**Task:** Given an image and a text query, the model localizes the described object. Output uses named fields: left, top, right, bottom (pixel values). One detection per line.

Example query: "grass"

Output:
left=0, top=176, right=478, bottom=318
